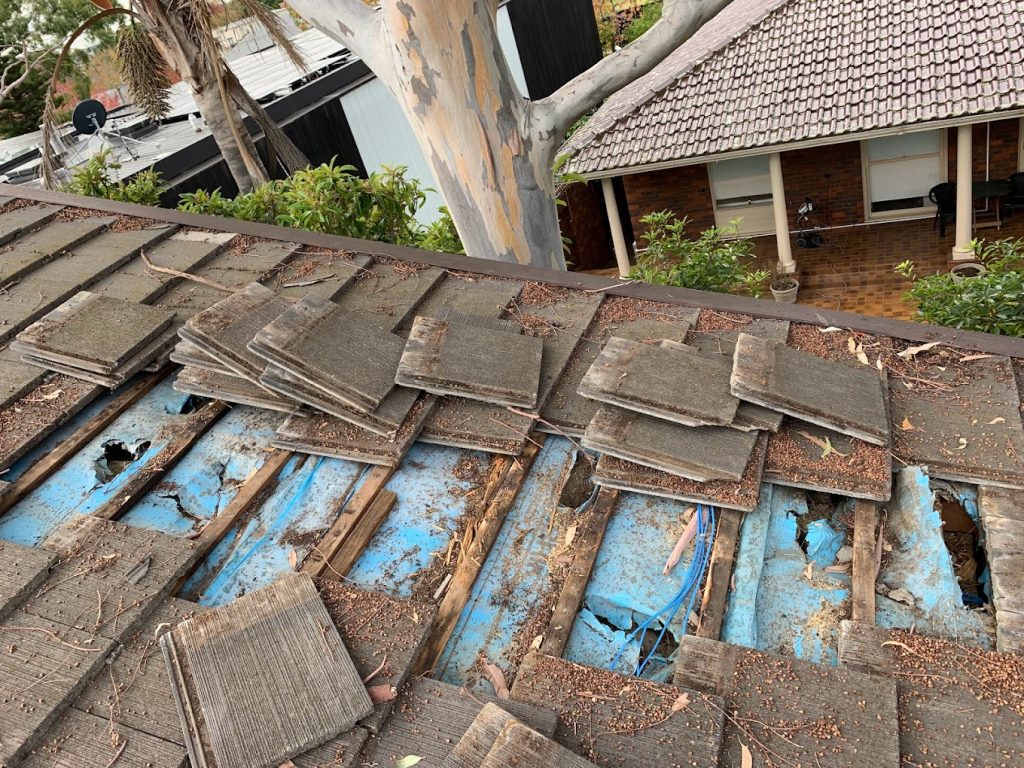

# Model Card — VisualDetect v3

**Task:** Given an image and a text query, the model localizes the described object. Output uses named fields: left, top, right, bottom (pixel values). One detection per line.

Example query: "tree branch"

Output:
left=531, top=0, right=733, bottom=142
left=286, top=0, right=392, bottom=86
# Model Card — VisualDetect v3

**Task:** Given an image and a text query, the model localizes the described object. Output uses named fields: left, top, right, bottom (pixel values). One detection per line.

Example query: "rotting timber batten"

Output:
left=1, top=190, right=1023, bottom=768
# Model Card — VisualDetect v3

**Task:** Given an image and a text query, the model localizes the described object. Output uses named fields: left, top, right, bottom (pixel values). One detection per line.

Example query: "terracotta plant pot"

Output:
left=770, top=277, right=799, bottom=303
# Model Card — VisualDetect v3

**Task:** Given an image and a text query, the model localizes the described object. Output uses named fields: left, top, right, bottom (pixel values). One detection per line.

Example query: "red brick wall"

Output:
left=616, top=119, right=1022, bottom=246
left=559, top=181, right=614, bottom=271
left=780, top=142, right=864, bottom=230
left=621, top=164, right=716, bottom=245
left=946, top=118, right=1020, bottom=182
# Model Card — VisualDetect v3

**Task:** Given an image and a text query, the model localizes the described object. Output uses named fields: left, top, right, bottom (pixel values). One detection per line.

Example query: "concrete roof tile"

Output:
left=564, top=0, right=1024, bottom=174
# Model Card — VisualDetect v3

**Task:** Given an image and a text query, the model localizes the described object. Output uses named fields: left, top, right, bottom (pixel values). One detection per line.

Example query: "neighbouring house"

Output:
left=563, top=0, right=1024, bottom=317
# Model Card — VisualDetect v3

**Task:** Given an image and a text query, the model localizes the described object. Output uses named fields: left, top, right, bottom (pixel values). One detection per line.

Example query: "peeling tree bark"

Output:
left=287, top=0, right=732, bottom=269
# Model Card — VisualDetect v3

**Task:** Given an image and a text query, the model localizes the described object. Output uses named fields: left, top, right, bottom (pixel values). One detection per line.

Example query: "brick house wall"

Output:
left=620, top=164, right=716, bottom=245
left=779, top=142, right=865, bottom=230
left=614, top=118, right=1021, bottom=245
left=946, top=118, right=1021, bottom=182
left=559, top=181, right=614, bottom=270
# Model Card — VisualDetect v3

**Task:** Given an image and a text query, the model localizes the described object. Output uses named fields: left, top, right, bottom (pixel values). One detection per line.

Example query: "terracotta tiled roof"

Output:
left=563, top=0, right=1024, bottom=175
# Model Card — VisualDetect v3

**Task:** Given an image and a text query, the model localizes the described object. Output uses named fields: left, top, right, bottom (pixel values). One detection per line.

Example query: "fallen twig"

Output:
left=362, top=654, right=388, bottom=684
left=140, top=250, right=236, bottom=293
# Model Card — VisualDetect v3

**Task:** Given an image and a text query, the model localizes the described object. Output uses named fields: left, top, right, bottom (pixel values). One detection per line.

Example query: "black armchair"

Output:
left=1003, top=172, right=1024, bottom=217
left=929, top=182, right=956, bottom=237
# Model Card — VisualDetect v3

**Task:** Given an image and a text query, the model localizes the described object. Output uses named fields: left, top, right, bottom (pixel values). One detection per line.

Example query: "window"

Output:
left=864, top=131, right=945, bottom=216
left=708, top=155, right=775, bottom=235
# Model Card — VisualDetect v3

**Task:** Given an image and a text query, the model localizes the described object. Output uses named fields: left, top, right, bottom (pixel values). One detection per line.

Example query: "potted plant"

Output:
left=949, top=262, right=987, bottom=282
left=770, top=274, right=800, bottom=303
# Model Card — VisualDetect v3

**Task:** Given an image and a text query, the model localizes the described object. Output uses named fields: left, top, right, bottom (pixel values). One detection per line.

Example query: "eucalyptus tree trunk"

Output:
left=286, top=0, right=732, bottom=269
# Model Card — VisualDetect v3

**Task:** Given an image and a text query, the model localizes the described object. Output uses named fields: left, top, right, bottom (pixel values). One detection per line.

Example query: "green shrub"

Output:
left=63, top=148, right=164, bottom=206
left=621, top=0, right=663, bottom=45
left=895, top=238, right=1024, bottom=336
left=629, top=211, right=771, bottom=297
left=177, top=161, right=461, bottom=251
left=420, top=206, right=464, bottom=254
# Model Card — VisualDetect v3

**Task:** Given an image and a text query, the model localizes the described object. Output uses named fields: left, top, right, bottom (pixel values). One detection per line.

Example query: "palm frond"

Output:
left=234, top=0, right=306, bottom=72
left=116, top=24, right=171, bottom=120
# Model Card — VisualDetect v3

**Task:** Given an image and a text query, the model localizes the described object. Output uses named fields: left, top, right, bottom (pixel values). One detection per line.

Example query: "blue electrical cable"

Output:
left=609, top=503, right=717, bottom=676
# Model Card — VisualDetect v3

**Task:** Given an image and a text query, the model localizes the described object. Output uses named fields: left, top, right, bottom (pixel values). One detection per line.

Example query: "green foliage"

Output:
left=177, top=161, right=464, bottom=253
left=629, top=211, right=771, bottom=298
left=63, top=148, right=164, bottom=206
left=0, top=0, right=122, bottom=137
left=896, top=238, right=1024, bottom=336
left=621, top=0, right=663, bottom=45
left=420, top=207, right=464, bottom=255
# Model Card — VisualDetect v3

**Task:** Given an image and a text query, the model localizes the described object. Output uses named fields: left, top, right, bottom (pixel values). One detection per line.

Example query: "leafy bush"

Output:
left=63, top=148, right=164, bottom=206
left=177, top=161, right=461, bottom=251
left=629, top=211, right=771, bottom=297
left=621, top=0, right=663, bottom=45
left=895, top=238, right=1024, bottom=336
left=420, top=206, right=464, bottom=254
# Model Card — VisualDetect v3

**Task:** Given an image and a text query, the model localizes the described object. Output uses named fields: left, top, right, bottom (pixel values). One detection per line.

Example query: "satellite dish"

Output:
left=72, top=99, right=108, bottom=135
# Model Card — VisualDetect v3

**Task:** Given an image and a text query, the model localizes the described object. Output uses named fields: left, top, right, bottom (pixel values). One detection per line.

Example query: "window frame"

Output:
left=861, top=130, right=948, bottom=221
left=707, top=155, right=776, bottom=237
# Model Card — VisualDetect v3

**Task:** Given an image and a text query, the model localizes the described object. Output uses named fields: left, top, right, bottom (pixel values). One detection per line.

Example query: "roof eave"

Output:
left=574, top=107, right=1024, bottom=180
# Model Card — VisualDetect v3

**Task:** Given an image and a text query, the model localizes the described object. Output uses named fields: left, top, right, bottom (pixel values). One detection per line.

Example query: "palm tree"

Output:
left=42, top=0, right=310, bottom=193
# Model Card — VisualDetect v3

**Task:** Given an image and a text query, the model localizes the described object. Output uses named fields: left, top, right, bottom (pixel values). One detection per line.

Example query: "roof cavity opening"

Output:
left=557, top=450, right=596, bottom=510
left=936, top=489, right=989, bottom=608
left=94, top=439, right=150, bottom=484
left=173, top=394, right=204, bottom=415
left=795, top=491, right=847, bottom=566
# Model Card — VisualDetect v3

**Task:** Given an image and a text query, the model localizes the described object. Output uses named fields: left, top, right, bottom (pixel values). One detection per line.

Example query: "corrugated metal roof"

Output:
left=161, top=28, right=352, bottom=119
left=564, top=0, right=1024, bottom=175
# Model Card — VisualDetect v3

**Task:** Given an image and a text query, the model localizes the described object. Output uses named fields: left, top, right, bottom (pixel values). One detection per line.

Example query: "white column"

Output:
left=953, top=124, right=974, bottom=261
left=769, top=152, right=796, bottom=274
left=601, top=177, right=632, bottom=278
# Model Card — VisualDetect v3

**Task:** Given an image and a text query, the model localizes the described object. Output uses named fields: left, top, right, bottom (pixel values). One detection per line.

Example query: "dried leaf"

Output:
left=900, top=417, right=914, bottom=431
left=530, top=634, right=543, bottom=650
left=988, top=417, right=1006, bottom=425
left=741, top=742, right=753, bottom=768
left=288, top=549, right=297, bottom=570
left=483, top=660, right=510, bottom=699
left=847, top=336, right=857, bottom=353
left=368, top=684, right=397, bottom=704
left=959, top=353, right=993, bottom=363
left=564, top=523, right=578, bottom=548
left=825, top=563, right=851, bottom=573
left=279, top=761, right=296, bottom=768
left=804, top=563, right=813, bottom=580
left=898, top=341, right=942, bottom=359
left=39, top=388, right=63, bottom=400
left=395, top=757, right=422, bottom=768
left=956, top=437, right=968, bottom=450
left=876, top=357, right=883, bottom=371
left=819, top=326, right=844, bottom=333
left=671, top=692, right=690, bottom=712
left=856, top=346, right=869, bottom=366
